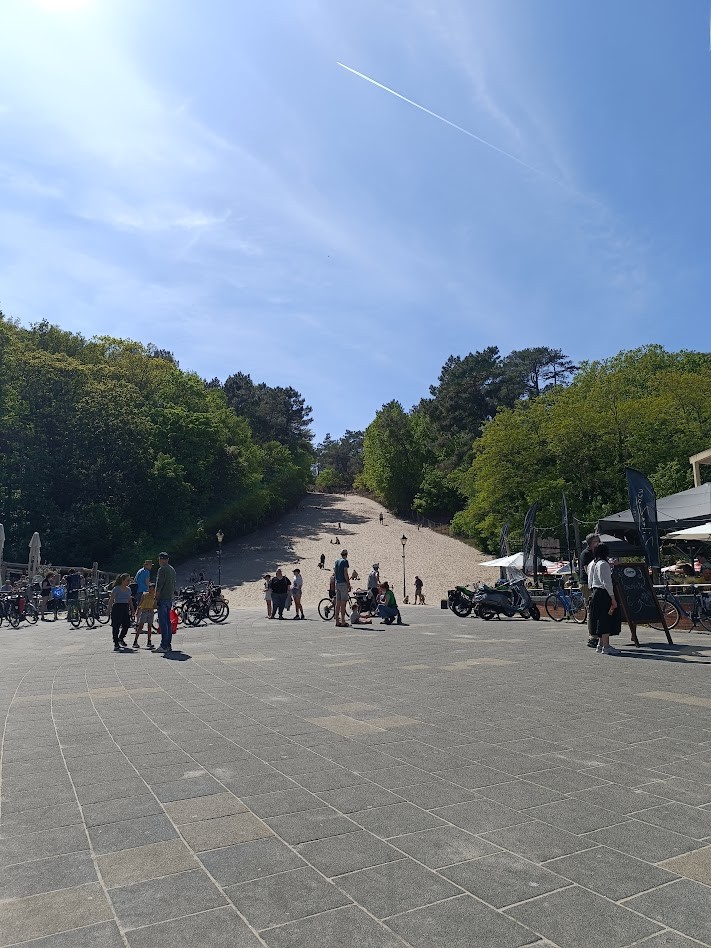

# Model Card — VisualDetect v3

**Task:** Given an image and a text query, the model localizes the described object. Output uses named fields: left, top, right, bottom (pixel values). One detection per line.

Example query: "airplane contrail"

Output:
left=337, top=61, right=550, bottom=181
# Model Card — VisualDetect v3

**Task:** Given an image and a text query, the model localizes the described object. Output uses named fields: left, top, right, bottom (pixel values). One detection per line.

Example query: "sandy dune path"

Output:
left=179, top=493, right=492, bottom=607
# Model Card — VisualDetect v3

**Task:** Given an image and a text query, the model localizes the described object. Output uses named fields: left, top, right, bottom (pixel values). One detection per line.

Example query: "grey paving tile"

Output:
left=580, top=762, right=666, bottom=788
left=648, top=777, right=711, bottom=806
left=388, top=893, right=538, bottom=948
left=87, top=813, right=177, bottom=855
left=546, top=845, right=678, bottom=899
left=660, top=844, right=711, bottom=885
left=221, top=772, right=298, bottom=795
left=335, top=858, right=459, bottom=918
left=350, top=802, right=447, bottom=839
left=109, top=868, right=227, bottom=930
left=506, top=885, right=662, bottom=947
left=482, top=821, right=594, bottom=863
left=200, top=837, right=305, bottom=885
left=316, top=784, right=403, bottom=813
left=151, top=774, right=225, bottom=802
left=586, top=820, right=703, bottom=862
left=296, top=830, right=401, bottom=876
left=432, top=799, right=529, bottom=835
left=635, top=802, right=711, bottom=840
left=633, top=932, right=706, bottom=947
left=527, top=769, right=612, bottom=793
left=526, top=798, right=625, bottom=834
left=178, top=812, right=273, bottom=851
left=0, top=882, right=113, bottom=947
left=97, top=839, right=198, bottom=888
left=390, top=826, right=500, bottom=868
left=241, top=788, right=323, bottom=818
left=474, top=779, right=566, bottom=810
left=125, top=906, right=262, bottom=948
left=435, top=763, right=513, bottom=789
left=0, top=802, right=83, bottom=837
left=260, top=904, right=403, bottom=948
left=6, top=921, right=125, bottom=947
left=225, top=867, right=350, bottom=929
left=1, top=784, right=77, bottom=813
left=0, top=824, right=89, bottom=867
left=81, top=794, right=163, bottom=827
left=163, top=791, right=247, bottom=823
left=0, top=852, right=97, bottom=900
left=390, top=779, right=477, bottom=809
left=265, top=807, right=360, bottom=844
left=442, top=852, right=571, bottom=907
left=74, top=779, right=146, bottom=805
left=626, top=879, right=711, bottom=944
left=568, top=784, right=667, bottom=814
left=359, top=764, right=433, bottom=789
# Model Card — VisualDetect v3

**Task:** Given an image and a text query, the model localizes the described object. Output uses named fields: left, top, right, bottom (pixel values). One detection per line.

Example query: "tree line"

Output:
left=338, top=345, right=711, bottom=552
left=0, top=315, right=312, bottom=568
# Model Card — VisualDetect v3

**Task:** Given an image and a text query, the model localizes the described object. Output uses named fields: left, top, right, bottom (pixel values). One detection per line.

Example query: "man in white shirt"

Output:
left=292, top=568, right=304, bottom=620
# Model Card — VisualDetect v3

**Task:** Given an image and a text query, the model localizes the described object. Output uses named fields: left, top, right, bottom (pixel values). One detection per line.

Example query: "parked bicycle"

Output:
left=649, top=581, right=711, bottom=633
left=66, top=591, right=96, bottom=629
left=176, top=583, right=229, bottom=626
left=544, top=585, right=587, bottom=624
left=2, top=592, right=39, bottom=628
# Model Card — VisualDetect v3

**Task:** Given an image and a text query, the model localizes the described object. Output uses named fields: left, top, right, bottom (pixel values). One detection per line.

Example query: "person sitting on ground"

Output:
left=350, top=603, right=372, bottom=625
left=377, top=582, right=404, bottom=625
left=351, top=568, right=360, bottom=581
left=133, top=582, right=156, bottom=648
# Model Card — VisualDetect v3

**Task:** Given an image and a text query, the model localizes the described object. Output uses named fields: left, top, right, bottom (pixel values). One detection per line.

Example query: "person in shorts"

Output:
left=334, top=549, right=351, bottom=628
left=133, top=582, right=156, bottom=648
left=292, top=569, right=304, bottom=619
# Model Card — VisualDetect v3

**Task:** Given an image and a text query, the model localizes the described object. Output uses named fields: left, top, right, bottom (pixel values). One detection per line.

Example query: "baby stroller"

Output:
left=354, top=588, right=378, bottom=614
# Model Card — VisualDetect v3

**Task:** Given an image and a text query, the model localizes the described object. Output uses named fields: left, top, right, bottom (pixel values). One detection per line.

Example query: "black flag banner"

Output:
left=625, top=467, right=661, bottom=569
left=522, top=502, right=539, bottom=574
left=499, top=522, right=510, bottom=559
left=562, top=493, right=569, bottom=542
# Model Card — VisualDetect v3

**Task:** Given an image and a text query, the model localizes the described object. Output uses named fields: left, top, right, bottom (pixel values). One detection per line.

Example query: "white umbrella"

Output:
left=664, top=522, right=711, bottom=542
left=28, top=532, right=41, bottom=581
left=480, top=552, right=558, bottom=569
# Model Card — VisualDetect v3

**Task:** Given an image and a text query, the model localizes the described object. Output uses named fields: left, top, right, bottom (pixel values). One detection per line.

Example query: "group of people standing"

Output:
left=107, top=553, right=176, bottom=653
left=263, top=569, right=304, bottom=620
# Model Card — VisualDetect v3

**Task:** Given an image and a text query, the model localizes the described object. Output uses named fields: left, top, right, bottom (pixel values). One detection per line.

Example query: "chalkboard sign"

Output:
left=611, top=562, right=672, bottom=645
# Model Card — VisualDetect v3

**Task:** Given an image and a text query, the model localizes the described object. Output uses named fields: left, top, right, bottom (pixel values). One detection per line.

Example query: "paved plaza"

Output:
left=2, top=608, right=711, bottom=947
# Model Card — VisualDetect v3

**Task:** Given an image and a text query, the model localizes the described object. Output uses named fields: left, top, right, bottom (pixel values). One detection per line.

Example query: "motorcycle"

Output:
left=447, top=585, right=478, bottom=618
left=474, top=579, right=540, bottom=621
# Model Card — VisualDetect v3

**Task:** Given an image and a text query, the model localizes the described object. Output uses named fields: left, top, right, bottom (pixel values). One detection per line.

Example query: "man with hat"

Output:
left=155, top=552, right=176, bottom=653
left=134, top=558, right=153, bottom=610
left=334, top=549, right=351, bottom=628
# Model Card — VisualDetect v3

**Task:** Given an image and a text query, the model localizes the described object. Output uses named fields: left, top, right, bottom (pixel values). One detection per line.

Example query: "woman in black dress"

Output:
left=587, top=544, right=622, bottom=655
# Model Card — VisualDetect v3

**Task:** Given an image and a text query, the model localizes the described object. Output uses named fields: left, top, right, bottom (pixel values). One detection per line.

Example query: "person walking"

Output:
left=107, top=574, right=135, bottom=650
left=376, top=582, right=404, bottom=625
left=587, top=543, right=621, bottom=655
left=133, top=582, right=156, bottom=648
left=134, top=559, right=153, bottom=610
left=379, top=512, right=384, bottom=525
left=414, top=576, right=424, bottom=604
left=318, top=553, right=326, bottom=570
left=292, top=569, right=304, bottom=619
left=269, top=569, right=291, bottom=619
left=263, top=574, right=273, bottom=618
left=367, top=563, right=380, bottom=610
left=155, top=552, right=176, bottom=653
left=40, top=572, right=53, bottom=620
left=334, top=549, right=351, bottom=628
left=580, top=533, right=600, bottom=648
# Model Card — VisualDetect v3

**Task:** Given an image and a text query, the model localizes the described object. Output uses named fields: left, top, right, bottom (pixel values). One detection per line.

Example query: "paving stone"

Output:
left=660, top=844, right=711, bottom=884
left=626, top=879, right=711, bottom=943
left=259, top=904, right=403, bottom=948
left=389, top=779, right=477, bottom=809
left=431, top=799, right=529, bottom=835
left=506, top=885, right=662, bottom=947
left=241, top=788, right=323, bottom=818
left=81, top=794, right=163, bottom=827
left=1, top=784, right=77, bottom=813
left=482, top=821, right=594, bottom=863
left=125, top=906, right=263, bottom=947
left=221, top=772, right=298, bottom=795
left=109, top=868, right=227, bottom=930
left=474, top=779, right=566, bottom=810
left=0, top=802, right=83, bottom=837
left=87, top=813, right=178, bottom=855
left=265, top=807, right=360, bottom=844
left=390, top=825, right=500, bottom=868
left=388, top=893, right=538, bottom=947
left=585, top=820, right=703, bottom=862
left=225, top=867, right=350, bottom=929
left=525, top=798, right=625, bottom=834
left=434, top=763, right=513, bottom=789
left=296, top=830, right=401, bottom=876
left=151, top=774, right=225, bottom=802
left=0, top=824, right=89, bottom=867
left=442, top=851, right=571, bottom=907
left=0, top=852, right=97, bottom=900
left=6, top=921, right=126, bottom=947
left=546, top=845, right=678, bottom=899
left=633, top=932, right=706, bottom=947
left=635, top=802, right=711, bottom=840
left=527, top=769, right=612, bottom=793
left=648, top=777, right=711, bottom=806
left=316, top=784, right=403, bottom=813
left=0, top=882, right=113, bottom=947
left=200, top=837, right=305, bottom=885
left=97, top=839, right=199, bottom=888
left=164, top=791, right=248, bottom=823
left=567, top=784, right=667, bottom=814
left=178, top=812, right=273, bottom=851
left=74, top=779, right=146, bottom=805
left=332, top=858, right=459, bottom=918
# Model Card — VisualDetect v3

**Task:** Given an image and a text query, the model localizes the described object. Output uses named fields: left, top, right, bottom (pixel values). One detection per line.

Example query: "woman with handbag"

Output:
left=588, top=544, right=622, bottom=656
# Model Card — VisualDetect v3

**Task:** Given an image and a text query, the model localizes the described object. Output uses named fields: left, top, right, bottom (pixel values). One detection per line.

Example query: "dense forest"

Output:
left=320, top=345, right=711, bottom=553
left=0, top=314, right=312, bottom=568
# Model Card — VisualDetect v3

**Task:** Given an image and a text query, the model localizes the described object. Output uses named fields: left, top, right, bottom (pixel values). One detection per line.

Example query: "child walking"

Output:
left=133, top=582, right=156, bottom=648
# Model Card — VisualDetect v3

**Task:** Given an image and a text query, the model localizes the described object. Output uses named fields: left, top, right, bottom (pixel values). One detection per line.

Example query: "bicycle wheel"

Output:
left=24, top=603, right=39, bottom=625
left=84, top=610, right=95, bottom=629
left=95, top=598, right=110, bottom=625
left=649, top=599, right=681, bottom=631
left=694, top=608, right=711, bottom=634
left=318, top=598, right=335, bottom=621
left=8, top=607, right=21, bottom=629
left=185, top=603, right=205, bottom=626
left=68, top=605, right=82, bottom=629
left=571, top=596, right=587, bottom=624
left=544, top=595, right=566, bottom=622
left=208, top=601, right=229, bottom=623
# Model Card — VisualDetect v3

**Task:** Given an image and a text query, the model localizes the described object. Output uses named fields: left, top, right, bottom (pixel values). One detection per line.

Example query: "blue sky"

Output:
left=1, top=0, right=709, bottom=441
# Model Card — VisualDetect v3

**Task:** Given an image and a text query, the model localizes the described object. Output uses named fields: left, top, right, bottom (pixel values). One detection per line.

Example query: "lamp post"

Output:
left=216, top=530, right=224, bottom=585
left=401, top=534, right=407, bottom=600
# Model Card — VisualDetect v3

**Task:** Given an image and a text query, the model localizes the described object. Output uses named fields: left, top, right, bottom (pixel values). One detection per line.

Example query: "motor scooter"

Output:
left=473, top=579, right=541, bottom=621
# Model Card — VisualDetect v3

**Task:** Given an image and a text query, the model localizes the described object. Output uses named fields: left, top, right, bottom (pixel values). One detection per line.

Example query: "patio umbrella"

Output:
left=480, top=552, right=558, bottom=569
left=28, top=532, right=41, bottom=580
left=664, top=522, right=711, bottom=542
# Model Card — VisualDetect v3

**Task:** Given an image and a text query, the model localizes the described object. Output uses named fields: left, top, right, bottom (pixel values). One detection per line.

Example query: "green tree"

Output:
left=361, top=402, right=428, bottom=514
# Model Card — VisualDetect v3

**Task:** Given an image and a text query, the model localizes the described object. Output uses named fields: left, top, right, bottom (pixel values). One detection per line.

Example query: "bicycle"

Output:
left=544, top=585, right=587, bottom=624
left=4, top=593, right=39, bottom=628
left=649, top=581, right=711, bottom=633
left=318, top=594, right=352, bottom=621
left=66, top=592, right=96, bottom=629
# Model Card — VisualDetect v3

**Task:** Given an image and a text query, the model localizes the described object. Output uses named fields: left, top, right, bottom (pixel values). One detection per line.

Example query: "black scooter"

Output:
left=473, top=579, right=541, bottom=621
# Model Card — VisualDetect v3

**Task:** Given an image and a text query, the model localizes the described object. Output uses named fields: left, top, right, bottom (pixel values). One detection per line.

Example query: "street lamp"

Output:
left=401, top=534, right=407, bottom=600
left=216, top=530, right=224, bottom=585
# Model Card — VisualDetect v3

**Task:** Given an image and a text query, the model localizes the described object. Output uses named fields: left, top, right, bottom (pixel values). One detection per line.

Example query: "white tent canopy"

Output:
left=480, top=552, right=558, bottom=569
left=664, top=522, right=711, bottom=542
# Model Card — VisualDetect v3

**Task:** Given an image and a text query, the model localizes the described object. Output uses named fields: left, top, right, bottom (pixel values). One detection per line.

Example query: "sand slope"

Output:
left=179, top=493, right=492, bottom=607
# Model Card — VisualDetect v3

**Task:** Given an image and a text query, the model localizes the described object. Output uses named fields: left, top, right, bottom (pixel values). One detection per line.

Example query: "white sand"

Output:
left=179, top=493, right=492, bottom=607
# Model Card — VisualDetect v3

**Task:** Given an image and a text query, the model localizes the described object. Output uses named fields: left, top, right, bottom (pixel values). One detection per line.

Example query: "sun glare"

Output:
left=34, top=0, right=94, bottom=11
